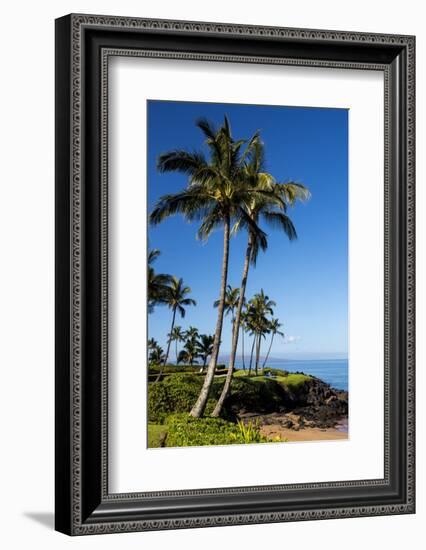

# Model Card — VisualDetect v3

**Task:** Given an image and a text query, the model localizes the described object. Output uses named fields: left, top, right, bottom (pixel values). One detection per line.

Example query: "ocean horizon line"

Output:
left=217, top=354, right=348, bottom=363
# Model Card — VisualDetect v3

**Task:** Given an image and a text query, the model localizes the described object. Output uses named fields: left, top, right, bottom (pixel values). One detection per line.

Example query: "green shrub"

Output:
left=224, top=377, right=287, bottom=414
left=147, top=382, right=171, bottom=423
left=147, top=370, right=315, bottom=423
left=165, top=413, right=270, bottom=447
left=147, top=374, right=225, bottom=422
left=148, top=364, right=226, bottom=374
left=147, top=423, right=168, bottom=448
left=278, top=373, right=311, bottom=391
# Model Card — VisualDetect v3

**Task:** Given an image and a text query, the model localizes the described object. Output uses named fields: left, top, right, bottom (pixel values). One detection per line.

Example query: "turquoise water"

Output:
left=233, top=358, right=348, bottom=391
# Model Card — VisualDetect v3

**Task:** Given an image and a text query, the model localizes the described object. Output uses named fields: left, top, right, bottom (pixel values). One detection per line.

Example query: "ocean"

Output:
left=231, top=358, right=349, bottom=392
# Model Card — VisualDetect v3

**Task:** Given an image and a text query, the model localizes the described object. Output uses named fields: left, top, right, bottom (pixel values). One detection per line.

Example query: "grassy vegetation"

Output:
left=147, top=374, right=224, bottom=423
left=278, top=372, right=312, bottom=390
left=148, top=364, right=226, bottom=374
left=233, top=369, right=311, bottom=390
left=147, top=369, right=315, bottom=447
left=147, top=423, right=168, bottom=448
left=148, top=413, right=279, bottom=448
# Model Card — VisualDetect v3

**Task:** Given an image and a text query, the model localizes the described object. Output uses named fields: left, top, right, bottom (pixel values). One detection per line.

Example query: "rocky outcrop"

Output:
left=234, top=375, right=348, bottom=430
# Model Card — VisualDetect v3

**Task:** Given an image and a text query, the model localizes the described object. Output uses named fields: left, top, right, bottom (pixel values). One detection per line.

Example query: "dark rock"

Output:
left=229, top=372, right=349, bottom=429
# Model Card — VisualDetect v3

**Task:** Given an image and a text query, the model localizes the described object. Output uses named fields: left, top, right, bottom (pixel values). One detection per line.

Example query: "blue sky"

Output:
left=147, top=100, right=348, bottom=358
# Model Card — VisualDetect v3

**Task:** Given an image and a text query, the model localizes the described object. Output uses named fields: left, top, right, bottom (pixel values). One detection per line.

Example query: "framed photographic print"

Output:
left=55, top=14, right=415, bottom=535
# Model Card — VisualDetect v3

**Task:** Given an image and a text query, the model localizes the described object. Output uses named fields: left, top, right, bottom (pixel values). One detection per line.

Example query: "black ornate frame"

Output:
left=55, top=13, right=415, bottom=535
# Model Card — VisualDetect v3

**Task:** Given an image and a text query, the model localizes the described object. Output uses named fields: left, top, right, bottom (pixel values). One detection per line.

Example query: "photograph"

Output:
left=146, top=100, right=349, bottom=448
left=52, top=9, right=415, bottom=538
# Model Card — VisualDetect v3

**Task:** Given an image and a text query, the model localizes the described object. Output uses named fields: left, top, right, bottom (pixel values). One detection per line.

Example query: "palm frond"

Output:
left=275, top=182, right=311, bottom=204
left=196, top=206, right=224, bottom=241
left=262, top=210, right=297, bottom=241
left=157, top=150, right=207, bottom=175
left=149, top=187, right=213, bottom=225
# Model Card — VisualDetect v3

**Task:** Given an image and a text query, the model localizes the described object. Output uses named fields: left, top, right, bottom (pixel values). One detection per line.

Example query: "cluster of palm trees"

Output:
left=149, top=115, right=310, bottom=417
left=241, top=290, right=284, bottom=376
left=148, top=329, right=214, bottom=372
left=218, top=285, right=284, bottom=376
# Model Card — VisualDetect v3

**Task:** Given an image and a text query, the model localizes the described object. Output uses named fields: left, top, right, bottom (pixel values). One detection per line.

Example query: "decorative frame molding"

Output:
left=55, top=14, right=415, bottom=535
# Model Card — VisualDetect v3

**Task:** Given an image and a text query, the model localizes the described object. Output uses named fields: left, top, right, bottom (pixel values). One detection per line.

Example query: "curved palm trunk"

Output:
left=241, top=327, right=246, bottom=370
left=175, top=340, right=179, bottom=364
left=212, top=236, right=252, bottom=417
left=155, top=308, right=176, bottom=382
left=190, top=216, right=230, bottom=417
left=262, top=333, right=275, bottom=370
left=248, top=336, right=255, bottom=376
left=199, top=355, right=207, bottom=373
left=255, top=333, right=261, bottom=376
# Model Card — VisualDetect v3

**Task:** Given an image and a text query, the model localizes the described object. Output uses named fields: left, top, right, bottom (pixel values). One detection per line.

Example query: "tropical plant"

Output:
left=239, top=308, right=249, bottom=370
left=211, top=136, right=309, bottom=416
left=177, top=338, right=199, bottom=366
left=185, top=326, right=200, bottom=343
left=246, top=313, right=257, bottom=377
left=262, top=318, right=285, bottom=369
left=149, top=343, right=165, bottom=366
left=148, top=337, right=158, bottom=351
left=196, top=334, right=215, bottom=372
left=214, top=285, right=240, bottom=334
left=249, top=290, right=276, bottom=375
left=165, top=414, right=270, bottom=447
left=147, top=249, right=173, bottom=313
left=169, top=325, right=186, bottom=364
left=151, top=116, right=269, bottom=417
left=156, top=277, right=196, bottom=382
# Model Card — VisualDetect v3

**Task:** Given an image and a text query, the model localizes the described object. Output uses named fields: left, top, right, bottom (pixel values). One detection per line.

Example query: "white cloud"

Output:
left=284, top=335, right=301, bottom=344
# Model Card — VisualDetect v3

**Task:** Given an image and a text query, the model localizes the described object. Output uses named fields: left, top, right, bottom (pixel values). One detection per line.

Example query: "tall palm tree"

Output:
left=196, top=334, right=215, bottom=372
left=262, top=318, right=285, bottom=369
left=169, top=325, right=186, bottom=364
left=149, top=343, right=165, bottom=366
left=247, top=326, right=257, bottom=377
left=240, top=308, right=248, bottom=370
left=148, top=337, right=157, bottom=351
left=211, top=138, right=310, bottom=416
left=249, top=290, right=276, bottom=375
left=156, top=277, right=196, bottom=382
left=242, top=301, right=266, bottom=376
left=243, top=300, right=269, bottom=377
left=185, top=326, right=200, bottom=343
left=147, top=249, right=173, bottom=313
left=214, top=286, right=240, bottom=334
left=177, top=339, right=199, bottom=366
left=151, top=117, right=267, bottom=417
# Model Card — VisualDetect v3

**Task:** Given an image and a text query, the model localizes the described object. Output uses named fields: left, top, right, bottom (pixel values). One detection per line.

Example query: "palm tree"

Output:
left=262, top=318, right=285, bottom=369
left=177, top=339, right=199, bottom=366
left=247, top=324, right=257, bottom=377
left=185, top=326, right=200, bottom=343
left=148, top=337, right=158, bottom=351
left=211, top=138, right=310, bottom=416
left=147, top=249, right=173, bottom=313
left=243, top=302, right=266, bottom=377
left=214, top=285, right=240, bottom=334
left=249, top=290, right=276, bottom=375
left=149, top=343, right=165, bottom=366
left=151, top=116, right=267, bottom=417
left=156, top=277, right=196, bottom=382
left=169, top=326, right=186, bottom=364
left=196, top=334, right=215, bottom=372
left=240, top=308, right=248, bottom=370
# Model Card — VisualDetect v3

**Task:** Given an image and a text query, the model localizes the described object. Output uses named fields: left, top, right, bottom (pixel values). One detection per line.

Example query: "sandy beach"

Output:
left=260, top=424, right=348, bottom=442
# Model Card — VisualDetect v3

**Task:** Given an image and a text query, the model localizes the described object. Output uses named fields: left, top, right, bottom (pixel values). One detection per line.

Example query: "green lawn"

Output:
left=233, top=369, right=311, bottom=390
